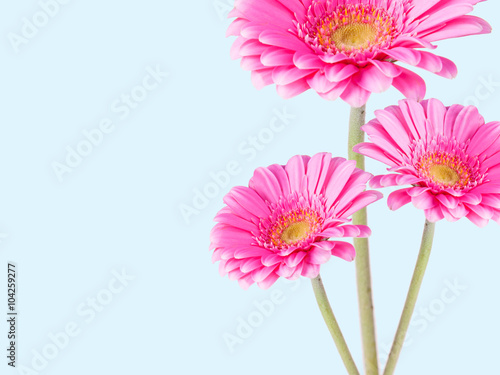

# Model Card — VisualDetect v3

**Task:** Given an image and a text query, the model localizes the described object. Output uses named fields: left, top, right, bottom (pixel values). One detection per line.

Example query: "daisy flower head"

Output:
left=354, top=98, right=500, bottom=227
left=210, top=153, right=383, bottom=289
left=228, top=0, right=491, bottom=107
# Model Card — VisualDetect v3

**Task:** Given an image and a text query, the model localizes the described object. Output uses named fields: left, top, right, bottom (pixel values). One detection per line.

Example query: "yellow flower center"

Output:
left=300, top=3, right=398, bottom=56
left=428, top=164, right=460, bottom=186
left=415, top=150, right=478, bottom=191
left=331, top=23, right=378, bottom=50
left=280, top=221, right=311, bottom=245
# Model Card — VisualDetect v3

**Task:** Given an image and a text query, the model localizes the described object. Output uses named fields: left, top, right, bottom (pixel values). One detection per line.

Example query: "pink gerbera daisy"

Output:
left=354, top=98, right=500, bottom=227
left=228, top=0, right=491, bottom=107
left=210, top=153, right=382, bottom=289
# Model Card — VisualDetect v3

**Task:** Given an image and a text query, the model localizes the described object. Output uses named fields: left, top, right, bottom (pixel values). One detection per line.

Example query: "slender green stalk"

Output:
left=311, top=275, right=360, bottom=375
left=383, top=220, right=436, bottom=375
left=348, top=105, right=379, bottom=375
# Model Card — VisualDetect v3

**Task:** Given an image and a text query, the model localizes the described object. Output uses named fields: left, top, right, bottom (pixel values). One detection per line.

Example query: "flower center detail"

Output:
left=298, top=2, right=398, bottom=57
left=280, top=221, right=311, bottom=245
left=428, top=164, right=460, bottom=186
left=256, top=194, right=326, bottom=251
left=416, top=151, right=475, bottom=190
left=330, top=23, right=378, bottom=50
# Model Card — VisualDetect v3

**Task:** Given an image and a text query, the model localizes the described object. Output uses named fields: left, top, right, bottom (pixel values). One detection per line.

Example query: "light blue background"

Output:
left=1, top=1, right=499, bottom=374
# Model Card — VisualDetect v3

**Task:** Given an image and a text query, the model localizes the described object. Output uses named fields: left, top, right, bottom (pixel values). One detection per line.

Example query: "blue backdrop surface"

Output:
left=0, top=1, right=499, bottom=374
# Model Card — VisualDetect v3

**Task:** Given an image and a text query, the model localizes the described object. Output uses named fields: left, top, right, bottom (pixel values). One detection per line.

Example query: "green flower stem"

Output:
left=348, top=105, right=379, bottom=375
left=311, top=275, right=360, bottom=375
left=383, top=219, right=436, bottom=375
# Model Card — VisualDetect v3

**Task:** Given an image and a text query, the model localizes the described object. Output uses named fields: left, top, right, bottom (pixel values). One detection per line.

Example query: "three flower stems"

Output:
left=313, top=106, right=436, bottom=375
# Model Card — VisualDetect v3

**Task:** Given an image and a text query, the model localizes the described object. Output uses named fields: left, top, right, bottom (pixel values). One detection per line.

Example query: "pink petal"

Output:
left=234, top=246, right=271, bottom=259
left=317, top=79, right=350, bottom=101
left=284, top=251, right=307, bottom=267
left=369, top=60, right=402, bottom=78
left=424, top=205, right=444, bottom=222
left=323, top=159, right=357, bottom=206
left=370, top=174, right=422, bottom=188
left=252, top=265, right=278, bottom=283
left=293, top=52, right=324, bottom=69
left=466, top=210, right=489, bottom=228
left=267, top=163, right=291, bottom=197
left=307, top=71, right=337, bottom=93
left=214, top=212, right=258, bottom=233
left=388, top=189, right=412, bottom=211
left=448, top=203, right=469, bottom=219
left=435, top=56, right=458, bottom=79
left=407, top=186, right=432, bottom=198
left=285, top=154, right=309, bottom=191
left=226, top=18, right=249, bottom=37
left=261, top=47, right=295, bottom=66
left=411, top=191, right=437, bottom=210
left=374, top=108, right=412, bottom=153
left=467, top=204, right=494, bottom=220
left=307, top=246, right=332, bottom=264
left=230, top=37, right=247, bottom=60
left=442, top=104, right=464, bottom=139
left=384, top=47, right=421, bottom=66
left=277, top=263, right=296, bottom=277
left=224, top=186, right=271, bottom=218
left=233, top=0, right=294, bottom=29
left=240, top=258, right=264, bottom=273
left=239, top=39, right=267, bottom=57
left=272, top=66, right=315, bottom=85
left=257, top=272, right=280, bottom=289
left=330, top=241, right=356, bottom=262
left=249, top=166, right=284, bottom=203
left=306, top=152, right=333, bottom=195
left=453, top=105, right=484, bottom=143
left=436, top=194, right=459, bottom=209
left=422, top=98, right=447, bottom=137
left=241, top=56, right=266, bottom=71
left=259, top=30, right=310, bottom=53
left=340, top=81, right=371, bottom=107
left=467, top=121, right=500, bottom=156
left=392, top=67, right=426, bottom=102
left=261, top=253, right=283, bottom=267
left=210, top=225, right=251, bottom=247
left=276, top=77, right=310, bottom=99
left=320, top=225, right=371, bottom=238
left=398, top=99, right=429, bottom=140
left=354, top=65, right=393, bottom=93
left=301, top=263, right=320, bottom=278
left=251, top=68, right=274, bottom=89
left=324, top=64, right=359, bottom=82
left=339, top=191, right=383, bottom=217
left=238, top=273, right=256, bottom=290
left=354, top=143, right=400, bottom=167
left=422, top=15, right=491, bottom=42
left=274, top=0, right=306, bottom=19
left=481, top=195, right=500, bottom=209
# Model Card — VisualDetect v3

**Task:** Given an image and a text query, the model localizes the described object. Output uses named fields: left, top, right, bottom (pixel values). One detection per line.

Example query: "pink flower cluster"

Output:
left=212, top=0, right=496, bottom=290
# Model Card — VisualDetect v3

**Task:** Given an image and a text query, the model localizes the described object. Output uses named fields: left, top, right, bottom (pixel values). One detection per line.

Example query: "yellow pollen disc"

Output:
left=280, top=221, right=311, bottom=245
left=429, top=164, right=460, bottom=186
left=331, top=22, right=377, bottom=50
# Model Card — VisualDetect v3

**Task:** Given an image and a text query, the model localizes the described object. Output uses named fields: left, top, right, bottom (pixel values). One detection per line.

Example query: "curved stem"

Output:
left=348, top=105, right=379, bottom=375
left=311, top=275, right=360, bottom=375
left=383, top=219, right=436, bottom=375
